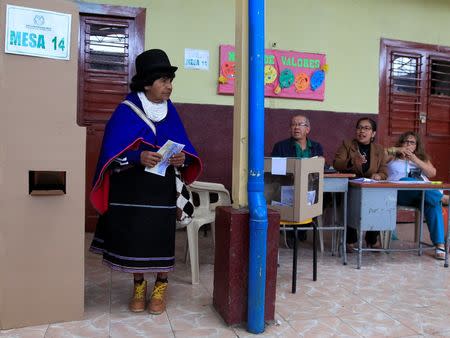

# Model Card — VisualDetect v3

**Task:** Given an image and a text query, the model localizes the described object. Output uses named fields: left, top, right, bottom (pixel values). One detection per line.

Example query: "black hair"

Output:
left=355, top=117, right=377, bottom=132
left=130, top=71, right=176, bottom=92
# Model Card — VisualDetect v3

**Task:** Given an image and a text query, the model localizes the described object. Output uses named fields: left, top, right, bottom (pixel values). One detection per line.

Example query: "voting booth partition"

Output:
left=0, top=0, right=84, bottom=329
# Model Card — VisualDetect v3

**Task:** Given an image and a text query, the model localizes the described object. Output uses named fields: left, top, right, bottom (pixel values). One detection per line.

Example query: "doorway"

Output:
left=378, top=38, right=450, bottom=182
left=77, top=3, right=145, bottom=231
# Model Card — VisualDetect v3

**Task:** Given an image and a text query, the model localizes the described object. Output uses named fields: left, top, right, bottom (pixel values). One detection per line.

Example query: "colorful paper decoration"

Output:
left=264, top=65, right=278, bottom=85
left=279, top=69, right=295, bottom=89
left=217, top=45, right=326, bottom=100
left=310, top=69, right=325, bottom=91
left=294, top=72, right=310, bottom=92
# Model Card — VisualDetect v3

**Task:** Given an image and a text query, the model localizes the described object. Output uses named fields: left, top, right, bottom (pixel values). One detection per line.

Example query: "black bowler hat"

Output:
left=133, top=49, right=178, bottom=81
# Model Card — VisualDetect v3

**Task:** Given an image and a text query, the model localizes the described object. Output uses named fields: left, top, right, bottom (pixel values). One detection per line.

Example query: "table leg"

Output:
left=332, top=193, right=337, bottom=256
left=418, top=191, right=425, bottom=256
left=292, top=225, right=298, bottom=293
left=357, top=229, right=363, bottom=269
left=445, top=202, right=450, bottom=268
left=343, top=191, right=348, bottom=265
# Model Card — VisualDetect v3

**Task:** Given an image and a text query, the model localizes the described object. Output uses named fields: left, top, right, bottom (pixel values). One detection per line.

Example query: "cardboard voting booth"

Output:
left=264, top=157, right=324, bottom=222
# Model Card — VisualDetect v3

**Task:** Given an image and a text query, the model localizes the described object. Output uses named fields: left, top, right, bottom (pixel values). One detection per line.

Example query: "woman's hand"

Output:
left=140, top=151, right=162, bottom=168
left=352, top=152, right=367, bottom=167
left=169, top=152, right=185, bottom=167
left=371, top=173, right=382, bottom=180
left=395, top=146, right=411, bottom=159
left=403, top=149, right=419, bottom=163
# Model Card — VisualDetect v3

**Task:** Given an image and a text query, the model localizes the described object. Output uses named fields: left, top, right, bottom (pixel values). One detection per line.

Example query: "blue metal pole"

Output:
left=247, top=0, right=267, bottom=334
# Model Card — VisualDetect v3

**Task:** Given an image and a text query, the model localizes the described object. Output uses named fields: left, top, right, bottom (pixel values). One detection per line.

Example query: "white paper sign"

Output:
left=184, top=48, right=209, bottom=70
left=5, top=5, right=71, bottom=60
left=281, top=186, right=294, bottom=206
left=271, top=157, right=287, bottom=175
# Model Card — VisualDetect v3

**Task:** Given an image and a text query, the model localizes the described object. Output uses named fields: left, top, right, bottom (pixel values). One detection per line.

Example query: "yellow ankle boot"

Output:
left=129, top=279, right=147, bottom=312
left=147, top=280, right=168, bottom=315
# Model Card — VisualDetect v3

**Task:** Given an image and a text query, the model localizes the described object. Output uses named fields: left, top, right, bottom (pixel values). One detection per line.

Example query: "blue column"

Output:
left=247, top=0, right=267, bottom=334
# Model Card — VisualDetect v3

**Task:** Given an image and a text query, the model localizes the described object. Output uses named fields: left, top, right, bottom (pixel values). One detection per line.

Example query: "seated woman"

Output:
left=333, top=117, right=388, bottom=251
left=386, top=131, right=446, bottom=260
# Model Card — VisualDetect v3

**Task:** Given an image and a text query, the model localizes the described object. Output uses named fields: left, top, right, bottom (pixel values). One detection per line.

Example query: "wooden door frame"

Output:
left=378, top=38, right=450, bottom=146
left=77, top=2, right=146, bottom=126
left=77, top=2, right=146, bottom=231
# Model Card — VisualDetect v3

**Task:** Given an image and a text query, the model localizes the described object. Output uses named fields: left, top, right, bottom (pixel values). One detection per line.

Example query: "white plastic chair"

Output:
left=177, top=181, right=231, bottom=284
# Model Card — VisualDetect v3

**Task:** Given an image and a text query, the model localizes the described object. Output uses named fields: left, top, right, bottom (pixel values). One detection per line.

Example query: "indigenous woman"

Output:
left=90, top=49, right=202, bottom=314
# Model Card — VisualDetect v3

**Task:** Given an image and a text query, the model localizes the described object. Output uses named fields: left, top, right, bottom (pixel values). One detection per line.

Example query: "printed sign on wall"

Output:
left=184, top=48, right=209, bottom=70
left=218, top=45, right=326, bottom=101
left=5, top=5, right=71, bottom=60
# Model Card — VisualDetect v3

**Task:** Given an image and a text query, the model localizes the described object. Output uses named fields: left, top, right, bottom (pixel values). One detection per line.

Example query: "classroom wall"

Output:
left=77, top=0, right=450, bottom=192
left=80, top=0, right=450, bottom=113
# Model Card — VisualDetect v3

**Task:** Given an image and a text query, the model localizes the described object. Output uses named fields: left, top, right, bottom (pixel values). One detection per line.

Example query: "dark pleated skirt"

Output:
left=90, top=165, right=177, bottom=273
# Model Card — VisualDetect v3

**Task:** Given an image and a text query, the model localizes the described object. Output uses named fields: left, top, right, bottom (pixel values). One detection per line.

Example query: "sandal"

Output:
left=435, top=245, right=446, bottom=260
left=366, top=240, right=382, bottom=251
left=346, top=243, right=355, bottom=253
left=368, top=241, right=382, bottom=250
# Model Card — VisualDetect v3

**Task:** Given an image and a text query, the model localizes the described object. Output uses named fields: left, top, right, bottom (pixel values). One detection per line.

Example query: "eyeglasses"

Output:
left=356, top=126, right=372, bottom=131
left=291, top=123, right=309, bottom=127
left=402, top=140, right=416, bottom=145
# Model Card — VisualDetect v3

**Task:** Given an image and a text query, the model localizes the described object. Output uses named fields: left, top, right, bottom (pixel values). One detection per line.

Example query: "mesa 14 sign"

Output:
left=218, top=45, right=326, bottom=101
left=5, top=5, right=71, bottom=60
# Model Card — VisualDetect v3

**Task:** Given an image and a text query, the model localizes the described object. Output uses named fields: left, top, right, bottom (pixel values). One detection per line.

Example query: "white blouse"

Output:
left=387, top=158, right=427, bottom=181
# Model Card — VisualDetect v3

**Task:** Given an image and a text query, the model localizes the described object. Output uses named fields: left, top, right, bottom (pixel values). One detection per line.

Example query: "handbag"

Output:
left=175, top=169, right=194, bottom=223
left=123, top=100, right=194, bottom=222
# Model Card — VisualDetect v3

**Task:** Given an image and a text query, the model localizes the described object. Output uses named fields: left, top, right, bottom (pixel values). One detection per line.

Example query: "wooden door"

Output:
left=78, top=4, right=145, bottom=232
left=379, top=39, right=450, bottom=182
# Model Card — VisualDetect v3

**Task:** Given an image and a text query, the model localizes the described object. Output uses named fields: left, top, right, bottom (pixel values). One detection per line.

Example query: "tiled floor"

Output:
left=2, top=223, right=450, bottom=337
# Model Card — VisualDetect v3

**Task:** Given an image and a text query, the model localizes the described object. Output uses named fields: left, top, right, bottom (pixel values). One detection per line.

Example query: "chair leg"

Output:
left=183, top=234, right=189, bottom=263
left=292, top=225, right=298, bottom=294
left=186, top=221, right=200, bottom=285
left=281, top=225, right=289, bottom=248
left=313, top=220, right=317, bottom=281
left=211, top=222, right=215, bottom=248
left=381, top=231, right=391, bottom=250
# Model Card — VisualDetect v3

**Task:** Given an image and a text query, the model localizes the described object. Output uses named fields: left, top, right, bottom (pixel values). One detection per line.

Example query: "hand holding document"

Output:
left=145, top=140, right=185, bottom=176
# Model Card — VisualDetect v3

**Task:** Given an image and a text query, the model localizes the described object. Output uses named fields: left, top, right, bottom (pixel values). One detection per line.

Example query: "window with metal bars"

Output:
left=87, top=23, right=128, bottom=72
left=430, top=59, right=450, bottom=97
left=391, top=55, right=420, bottom=94
left=379, top=39, right=450, bottom=182
left=78, top=16, right=132, bottom=125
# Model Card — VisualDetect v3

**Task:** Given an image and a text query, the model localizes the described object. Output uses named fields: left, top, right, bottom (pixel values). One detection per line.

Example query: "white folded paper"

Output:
left=145, top=140, right=185, bottom=176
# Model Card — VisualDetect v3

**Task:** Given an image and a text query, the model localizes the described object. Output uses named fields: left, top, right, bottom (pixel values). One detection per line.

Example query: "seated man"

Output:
left=271, top=114, right=324, bottom=243
left=271, top=115, right=323, bottom=159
